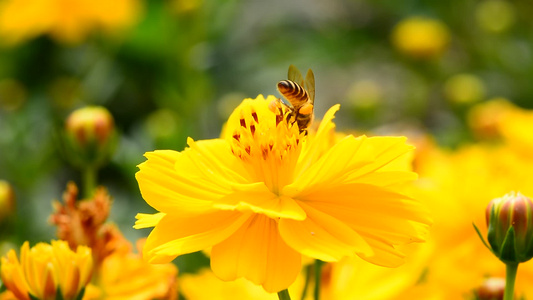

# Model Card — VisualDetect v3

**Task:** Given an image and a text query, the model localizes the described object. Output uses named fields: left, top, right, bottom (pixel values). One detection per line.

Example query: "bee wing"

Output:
left=288, top=64, right=304, bottom=86
left=304, top=68, right=315, bottom=104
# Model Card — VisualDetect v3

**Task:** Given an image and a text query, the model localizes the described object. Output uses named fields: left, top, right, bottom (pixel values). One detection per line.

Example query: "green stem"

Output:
left=314, top=260, right=324, bottom=300
left=277, top=289, right=291, bottom=300
left=504, top=262, right=518, bottom=300
left=82, top=166, right=97, bottom=199
left=300, top=264, right=312, bottom=300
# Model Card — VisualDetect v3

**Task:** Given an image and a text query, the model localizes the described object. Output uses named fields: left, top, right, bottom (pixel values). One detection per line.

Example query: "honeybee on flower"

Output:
left=135, top=67, right=431, bottom=293
left=270, top=65, right=315, bottom=133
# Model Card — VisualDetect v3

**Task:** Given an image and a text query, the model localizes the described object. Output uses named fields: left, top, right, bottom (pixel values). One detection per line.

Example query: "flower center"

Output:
left=229, top=98, right=304, bottom=193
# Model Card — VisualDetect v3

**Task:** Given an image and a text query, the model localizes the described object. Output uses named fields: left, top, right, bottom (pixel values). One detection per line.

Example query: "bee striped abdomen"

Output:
left=277, top=80, right=309, bottom=107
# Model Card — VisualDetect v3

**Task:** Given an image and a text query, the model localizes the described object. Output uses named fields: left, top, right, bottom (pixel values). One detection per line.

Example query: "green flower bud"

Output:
left=62, top=106, right=117, bottom=169
left=486, top=191, right=533, bottom=264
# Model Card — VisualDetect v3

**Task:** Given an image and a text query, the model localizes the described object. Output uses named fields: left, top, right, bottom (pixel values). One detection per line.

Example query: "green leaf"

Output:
left=55, top=287, right=65, bottom=300
left=499, top=226, right=517, bottom=263
left=473, top=223, right=491, bottom=251
left=75, top=287, right=86, bottom=300
left=0, top=280, right=6, bottom=293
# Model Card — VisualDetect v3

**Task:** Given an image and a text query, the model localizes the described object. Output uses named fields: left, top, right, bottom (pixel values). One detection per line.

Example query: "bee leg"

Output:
left=298, top=103, right=314, bottom=115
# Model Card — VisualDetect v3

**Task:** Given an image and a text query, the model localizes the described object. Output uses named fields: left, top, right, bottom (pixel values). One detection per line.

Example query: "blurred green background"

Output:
left=0, top=0, right=532, bottom=254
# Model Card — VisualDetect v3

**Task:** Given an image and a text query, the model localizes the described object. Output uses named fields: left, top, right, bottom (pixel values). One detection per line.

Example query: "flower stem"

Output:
left=300, top=264, right=312, bottom=300
left=83, top=166, right=97, bottom=199
left=314, top=260, right=324, bottom=300
left=504, top=262, right=518, bottom=300
left=277, top=289, right=291, bottom=300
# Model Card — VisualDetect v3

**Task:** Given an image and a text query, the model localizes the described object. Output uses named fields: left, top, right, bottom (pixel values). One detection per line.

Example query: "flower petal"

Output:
left=136, top=139, right=250, bottom=215
left=278, top=202, right=373, bottom=262
left=288, top=136, right=416, bottom=196
left=136, top=150, right=214, bottom=214
left=143, top=211, right=251, bottom=264
left=348, top=171, right=418, bottom=188
left=297, top=104, right=340, bottom=171
left=287, top=135, right=372, bottom=194
left=211, top=215, right=301, bottom=293
left=300, top=183, right=431, bottom=246
left=345, top=136, right=415, bottom=180
left=213, top=182, right=306, bottom=220
left=185, top=138, right=249, bottom=185
left=133, top=213, right=166, bottom=229
left=356, top=237, right=406, bottom=267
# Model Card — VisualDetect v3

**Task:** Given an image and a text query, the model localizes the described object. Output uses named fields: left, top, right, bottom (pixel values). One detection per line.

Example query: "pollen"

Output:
left=226, top=96, right=305, bottom=191
left=230, top=100, right=301, bottom=160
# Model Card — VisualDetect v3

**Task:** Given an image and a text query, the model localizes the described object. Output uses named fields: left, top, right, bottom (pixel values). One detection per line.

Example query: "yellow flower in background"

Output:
left=0, top=180, right=15, bottom=221
left=467, top=98, right=516, bottom=140
left=0, top=0, right=141, bottom=46
left=391, top=16, right=450, bottom=59
left=468, top=99, right=533, bottom=157
left=475, top=0, right=516, bottom=33
left=496, top=105, right=533, bottom=157
left=135, top=95, right=431, bottom=292
left=0, top=240, right=93, bottom=300
left=180, top=268, right=309, bottom=300
left=49, top=182, right=179, bottom=300
left=412, top=141, right=533, bottom=298
left=91, top=249, right=178, bottom=300
left=443, top=73, right=486, bottom=104
left=320, top=243, right=434, bottom=300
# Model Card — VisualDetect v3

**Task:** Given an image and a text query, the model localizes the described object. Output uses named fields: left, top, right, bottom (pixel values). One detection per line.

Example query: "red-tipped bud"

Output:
left=486, top=191, right=533, bottom=263
left=475, top=277, right=505, bottom=300
left=63, top=106, right=117, bottom=168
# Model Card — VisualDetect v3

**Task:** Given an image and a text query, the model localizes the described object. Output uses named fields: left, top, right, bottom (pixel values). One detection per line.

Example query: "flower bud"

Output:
left=486, top=192, right=533, bottom=263
left=475, top=277, right=505, bottom=300
left=63, top=106, right=117, bottom=169
left=0, top=240, right=93, bottom=300
left=0, top=180, right=15, bottom=221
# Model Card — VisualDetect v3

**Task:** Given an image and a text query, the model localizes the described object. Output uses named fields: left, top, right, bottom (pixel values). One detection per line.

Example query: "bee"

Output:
left=275, top=64, right=315, bottom=132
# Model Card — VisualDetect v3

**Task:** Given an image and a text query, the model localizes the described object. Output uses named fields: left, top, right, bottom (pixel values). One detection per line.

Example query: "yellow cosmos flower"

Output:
left=180, top=268, right=310, bottom=300
left=321, top=243, right=433, bottom=300
left=89, top=251, right=178, bottom=300
left=468, top=98, right=533, bottom=157
left=391, top=16, right=450, bottom=59
left=0, top=240, right=93, bottom=300
left=412, top=141, right=533, bottom=298
left=135, top=95, right=431, bottom=292
left=0, top=0, right=141, bottom=46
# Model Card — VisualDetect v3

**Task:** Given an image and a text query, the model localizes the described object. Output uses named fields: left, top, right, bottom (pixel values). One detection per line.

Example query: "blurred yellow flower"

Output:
left=0, top=240, right=93, bottom=300
left=468, top=99, right=533, bottom=157
left=135, top=95, right=431, bottom=292
left=91, top=248, right=178, bottom=300
left=496, top=105, right=533, bottom=157
left=49, top=182, right=179, bottom=299
left=321, top=243, right=433, bottom=300
left=443, top=74, right=486, bottom=104
left=181, top=268, right=311, bottom=300
left=475, top=0, right=516, bottom=33
left=467, top=98, right=516, bottom=140
left=412, top=141, right=533, bottom=298
left=0, top=0, right=141, bottom=46
left=0, top=290, right=17, bottom=300
left=391, top=16, right=450, bottom=59
left=0, top=180, right=15, bottom=221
